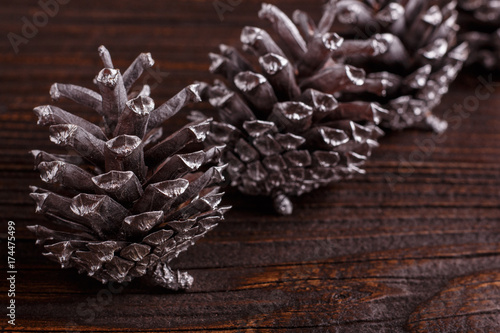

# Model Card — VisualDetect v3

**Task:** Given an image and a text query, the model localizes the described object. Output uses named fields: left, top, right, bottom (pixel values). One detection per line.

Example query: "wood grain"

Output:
left=1, top=0, right=500, bottom=331
left=407, top=271, right=500, bottom=332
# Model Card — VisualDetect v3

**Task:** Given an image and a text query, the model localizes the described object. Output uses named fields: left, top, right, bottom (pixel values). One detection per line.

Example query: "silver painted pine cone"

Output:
left=458, top=0, right=500, bottom=69
left=321, top=0, right=469, bottom=132
left=199, top=3, right=386, bottom=215
left=29, top=46, right=229, bottom=289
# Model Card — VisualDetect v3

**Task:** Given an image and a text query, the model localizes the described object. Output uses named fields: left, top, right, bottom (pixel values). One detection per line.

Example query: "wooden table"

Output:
left=1, top=1, right=499, bottom=331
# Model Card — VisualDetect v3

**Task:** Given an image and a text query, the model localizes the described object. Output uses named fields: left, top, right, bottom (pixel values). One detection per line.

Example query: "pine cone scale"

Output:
left=203, top=3, right=389, bottom=214
left=29, top=47, right=229, bottom=289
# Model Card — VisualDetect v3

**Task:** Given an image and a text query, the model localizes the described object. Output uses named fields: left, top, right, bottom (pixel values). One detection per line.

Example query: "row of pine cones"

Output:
left=29, top=1, right=498, bottom=289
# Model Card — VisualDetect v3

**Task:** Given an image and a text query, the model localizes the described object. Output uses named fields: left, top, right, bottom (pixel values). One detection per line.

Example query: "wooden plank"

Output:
left=1, top=0, right=500, bottom=331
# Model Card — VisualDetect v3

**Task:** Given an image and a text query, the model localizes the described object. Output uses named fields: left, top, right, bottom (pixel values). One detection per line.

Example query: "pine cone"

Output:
left=323, top=0, right=469, bottom=132
left=199, top=3, right=385, bottom=215
left=458, top=0, right=500, bottom=69
left=28, top=46, right=229, bottom=289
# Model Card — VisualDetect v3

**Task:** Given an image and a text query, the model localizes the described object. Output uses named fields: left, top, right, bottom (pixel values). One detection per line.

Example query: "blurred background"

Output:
left=1, top=1, right=500, bottom=331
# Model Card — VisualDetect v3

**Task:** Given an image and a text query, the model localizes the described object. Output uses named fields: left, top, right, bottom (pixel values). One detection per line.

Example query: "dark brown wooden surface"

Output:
left=1, top=1, right=500, bottom=332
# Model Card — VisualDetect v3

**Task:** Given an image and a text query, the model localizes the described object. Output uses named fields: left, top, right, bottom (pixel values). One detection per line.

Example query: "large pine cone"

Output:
left=29, top=46, right=229, bottom=289
left=458, top=0, right=500, bottom=69
left=200, top=3, right=386, bottom=215
left=319, top=0, right=469, bottom=132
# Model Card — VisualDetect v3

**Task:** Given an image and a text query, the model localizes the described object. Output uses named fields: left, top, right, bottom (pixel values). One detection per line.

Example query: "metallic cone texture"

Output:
left=29, top=46, right=230, bottom=289
left=326, top=0, right=469, bottom=132
left=458, top=0, right=500, bottom=69
left=201, top=3, right=388, bottom=215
